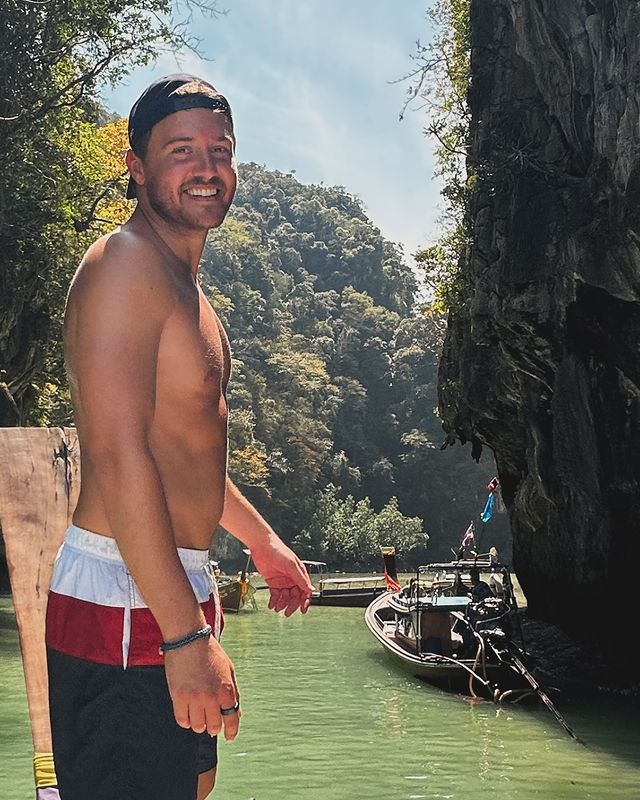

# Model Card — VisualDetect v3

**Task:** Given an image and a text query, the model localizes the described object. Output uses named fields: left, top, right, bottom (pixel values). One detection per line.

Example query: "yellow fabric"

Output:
left=34, top=751, right=57, bottom=788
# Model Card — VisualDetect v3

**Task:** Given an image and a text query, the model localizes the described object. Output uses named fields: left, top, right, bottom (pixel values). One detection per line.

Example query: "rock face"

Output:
left=439, top=0, right=640, bottom=652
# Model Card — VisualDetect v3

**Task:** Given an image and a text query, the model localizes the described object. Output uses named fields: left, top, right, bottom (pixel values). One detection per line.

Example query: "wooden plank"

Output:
left=0, top=427, right=80, bottom=752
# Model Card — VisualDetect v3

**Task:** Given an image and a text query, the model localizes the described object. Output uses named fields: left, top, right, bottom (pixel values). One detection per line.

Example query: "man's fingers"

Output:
left=172, top=697, right=191, bottom=729
left=165, top=640, right=241, bottom=741
left=218, top=685, right=241, bottom=741
left=269, top=584, right=312, bottom=615
left=271, top=587, right=290, bottom=613
left=298, top=565, right=315, bottom=592
left=204, top=703, right=222, bottom=738
left=283, top=586, right=304, bottom=617
left=188, top=705, right=207, bottom=735
left=230, top=667, right=241, bottom=710
left=221, top=705, right=241, bottom=741
left=198, top=690, right=241, bottom=739
left=267, top=589, right=279, bottom=610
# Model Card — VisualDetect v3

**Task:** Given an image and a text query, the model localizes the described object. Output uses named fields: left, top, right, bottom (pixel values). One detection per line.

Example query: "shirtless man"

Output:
left=45, top=74, right=313, bottom=800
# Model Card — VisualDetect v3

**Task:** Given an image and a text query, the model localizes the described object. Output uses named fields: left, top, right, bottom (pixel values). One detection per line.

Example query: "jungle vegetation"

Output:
left=1, top=0, right=503, bottom=570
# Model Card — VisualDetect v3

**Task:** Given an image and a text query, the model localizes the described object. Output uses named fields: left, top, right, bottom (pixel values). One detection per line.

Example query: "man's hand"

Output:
left=164, top=636, right=241, bottom=740
left=250, top=535, right=314, bottom=616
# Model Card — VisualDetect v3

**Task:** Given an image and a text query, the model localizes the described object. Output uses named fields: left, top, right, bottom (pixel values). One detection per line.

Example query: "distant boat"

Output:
left=303, top=547, right=399, bottom=608
left=364, top=554, right=536, bottom=701
left=214, top=549, right=257, bottom=613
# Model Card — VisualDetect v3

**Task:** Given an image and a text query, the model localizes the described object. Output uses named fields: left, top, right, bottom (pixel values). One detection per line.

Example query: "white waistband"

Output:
left=64, top=524, right=211, bottom=571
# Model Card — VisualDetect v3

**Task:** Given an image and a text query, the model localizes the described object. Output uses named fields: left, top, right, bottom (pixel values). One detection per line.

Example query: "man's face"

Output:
left=131, top=107, right=237, bottom=232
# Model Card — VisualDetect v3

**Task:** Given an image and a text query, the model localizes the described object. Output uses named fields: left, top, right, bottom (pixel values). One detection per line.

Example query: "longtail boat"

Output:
left=304, top=547, right=400, bottom=608
left=364, top=552, right=583, bottom=741
left=215, top=549, right=257, bottom=613
left=365, top=554, right=535, bottom=700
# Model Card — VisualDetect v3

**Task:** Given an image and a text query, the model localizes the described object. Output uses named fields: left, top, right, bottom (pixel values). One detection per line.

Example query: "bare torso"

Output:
left=65, top=214, right=231, bottom=549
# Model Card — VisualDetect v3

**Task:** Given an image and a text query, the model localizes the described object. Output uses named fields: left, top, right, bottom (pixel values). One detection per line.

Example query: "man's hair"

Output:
left=126, top=74, right=233, bottom=198
left=132, top=130, right=152, bottom=159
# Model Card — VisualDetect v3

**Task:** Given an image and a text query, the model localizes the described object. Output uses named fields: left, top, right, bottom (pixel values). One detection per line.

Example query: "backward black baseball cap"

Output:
left=126, top=73, right=234, bottom=199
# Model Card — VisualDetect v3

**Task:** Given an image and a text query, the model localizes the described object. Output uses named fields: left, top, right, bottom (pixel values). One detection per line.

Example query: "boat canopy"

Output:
left=419, top=558, right=508, bottom=572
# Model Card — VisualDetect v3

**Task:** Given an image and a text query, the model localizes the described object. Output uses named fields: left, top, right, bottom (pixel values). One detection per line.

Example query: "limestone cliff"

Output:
left=439, top=0, right=640, bottom=653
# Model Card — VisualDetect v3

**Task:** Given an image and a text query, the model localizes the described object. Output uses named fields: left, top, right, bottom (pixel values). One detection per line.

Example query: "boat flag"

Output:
left=384, top=571, right=401, bottom=592
left=481, top=476, right=500, bottom=523
left=481, top=492, right=495, bottom=523
left=452, top=520, right=475, bottom=559
left=380, top=546, right=401, bottom=591
left=461, top=520, right=475, bottom=548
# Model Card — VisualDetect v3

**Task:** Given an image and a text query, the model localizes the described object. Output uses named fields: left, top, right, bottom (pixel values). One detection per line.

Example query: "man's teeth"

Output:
left=186, top=187, right=219, bottom=197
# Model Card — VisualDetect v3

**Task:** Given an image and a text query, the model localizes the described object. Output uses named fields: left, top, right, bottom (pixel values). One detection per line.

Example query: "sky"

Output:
left=102, top=1, right=442, bottom=265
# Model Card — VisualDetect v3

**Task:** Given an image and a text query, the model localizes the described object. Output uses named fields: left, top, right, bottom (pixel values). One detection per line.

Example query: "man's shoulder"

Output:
left=70, top=224, right=172, bottom=300
left=80, top=223, right=167, bottom=275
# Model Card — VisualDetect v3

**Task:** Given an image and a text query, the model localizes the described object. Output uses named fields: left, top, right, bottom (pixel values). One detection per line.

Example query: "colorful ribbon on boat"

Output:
left=34, top=751, right=60, bottom=798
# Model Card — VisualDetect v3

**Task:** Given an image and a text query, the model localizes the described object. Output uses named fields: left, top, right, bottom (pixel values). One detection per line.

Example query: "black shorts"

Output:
left=45, top=526, right=222, bottom=799
left=48, top=648, right=217, bottom=800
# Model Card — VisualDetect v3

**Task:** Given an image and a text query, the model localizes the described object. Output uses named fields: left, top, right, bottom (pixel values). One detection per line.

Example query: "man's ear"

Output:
left=126, top=149, right=145, bottom=191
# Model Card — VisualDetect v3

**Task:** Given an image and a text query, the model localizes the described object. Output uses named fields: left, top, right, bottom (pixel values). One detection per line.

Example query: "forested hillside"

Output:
left=203, top=164, right=506, bottom=567
left=0, top=2, right=507, bottom=571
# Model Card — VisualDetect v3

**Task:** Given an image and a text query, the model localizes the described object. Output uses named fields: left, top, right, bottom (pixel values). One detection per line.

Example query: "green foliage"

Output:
left=202, top=164, right=427, bottom=545
left=0, top=4, right=503, bottom=564
left=292, top=485, right=427, bottom=571
left=414, top=220, right=468, bottom=313
left=405, top=0, right=472, bottom=310
left=0, top=0, right=222, bottom=425
left=200, top=163, right=502, bottom=563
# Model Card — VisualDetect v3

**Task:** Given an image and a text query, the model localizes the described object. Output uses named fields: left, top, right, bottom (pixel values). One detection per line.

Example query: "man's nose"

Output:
left=195, top=151, right=218, bottom=180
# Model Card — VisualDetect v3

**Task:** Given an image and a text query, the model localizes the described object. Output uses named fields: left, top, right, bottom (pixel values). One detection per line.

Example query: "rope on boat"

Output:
left=450, top=611, right=495, bottom=699
left=497, top=688, right=536, bottom=704
left=418, top=649, right=492, bottom=690
left=469, top=636, right=488, bottom=699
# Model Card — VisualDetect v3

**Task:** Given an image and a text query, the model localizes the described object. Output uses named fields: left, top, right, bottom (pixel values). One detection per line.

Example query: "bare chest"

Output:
left=156, top=287, right=231, bottom=411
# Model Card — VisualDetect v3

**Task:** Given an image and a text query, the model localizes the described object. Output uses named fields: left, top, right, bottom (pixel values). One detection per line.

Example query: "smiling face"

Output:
left=127, top=107, right=237, bottom=233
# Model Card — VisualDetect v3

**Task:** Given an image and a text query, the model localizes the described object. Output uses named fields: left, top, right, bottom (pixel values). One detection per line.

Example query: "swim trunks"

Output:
left=46, top=525, right=222, bottom=800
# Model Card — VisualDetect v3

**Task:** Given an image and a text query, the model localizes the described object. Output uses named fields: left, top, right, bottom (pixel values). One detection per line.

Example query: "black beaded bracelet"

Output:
left=159, top=624, right=212, bottom=655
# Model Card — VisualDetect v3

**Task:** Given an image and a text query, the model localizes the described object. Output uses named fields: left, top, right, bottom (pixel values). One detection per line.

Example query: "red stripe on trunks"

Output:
left=46, top=592, right=219, bottom=666
left=46, top=592, right=124, bottom=665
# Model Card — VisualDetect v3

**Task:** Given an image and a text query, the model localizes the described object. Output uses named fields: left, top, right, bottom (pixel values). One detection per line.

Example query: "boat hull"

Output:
left=218, top=580, right=244, bottom=613
left=364, top=592, right=528, bottom=698
left=311, top=585, right=387, bottom=608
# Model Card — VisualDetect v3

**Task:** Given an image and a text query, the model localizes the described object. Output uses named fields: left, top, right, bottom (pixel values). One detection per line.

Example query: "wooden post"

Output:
left=0, top=427, right=79, bottom=794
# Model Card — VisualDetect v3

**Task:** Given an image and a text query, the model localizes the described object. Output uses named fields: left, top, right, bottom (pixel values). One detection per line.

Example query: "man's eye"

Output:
left=173, top=147, right=190, bottom=154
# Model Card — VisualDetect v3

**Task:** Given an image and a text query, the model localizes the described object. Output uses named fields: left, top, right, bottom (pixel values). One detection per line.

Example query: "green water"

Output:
left=1, top=593, right=639, bottom=800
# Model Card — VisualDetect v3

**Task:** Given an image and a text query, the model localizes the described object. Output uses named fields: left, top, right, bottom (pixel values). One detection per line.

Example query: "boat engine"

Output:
left=467, top=597, right=512, bottom=639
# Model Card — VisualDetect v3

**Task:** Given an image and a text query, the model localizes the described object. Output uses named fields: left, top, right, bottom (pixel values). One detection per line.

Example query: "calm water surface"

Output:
left=1, top=590, right=639, bottom=800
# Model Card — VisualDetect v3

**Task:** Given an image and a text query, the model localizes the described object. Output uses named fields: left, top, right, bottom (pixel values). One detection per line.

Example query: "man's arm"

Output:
left=219, top=478, right=313, bottom=616
left=68, top=236, right=239, bottom=739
